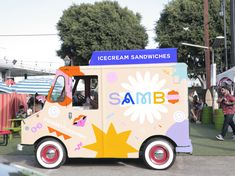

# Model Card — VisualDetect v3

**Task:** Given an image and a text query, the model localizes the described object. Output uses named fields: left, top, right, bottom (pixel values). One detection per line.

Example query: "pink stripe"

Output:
left=0, top=94, right=3, bottom=130
left=6, top=94, right=9, bottom=127
left=6, top=94, right=8, bottom=128
left=167, top=95, right=180, bottom=100
left=8, top=94, right=12, bottom=125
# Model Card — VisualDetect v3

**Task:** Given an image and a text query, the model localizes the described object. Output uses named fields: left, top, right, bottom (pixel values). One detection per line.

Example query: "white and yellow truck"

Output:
left=20, top=49, right=192, bottom=170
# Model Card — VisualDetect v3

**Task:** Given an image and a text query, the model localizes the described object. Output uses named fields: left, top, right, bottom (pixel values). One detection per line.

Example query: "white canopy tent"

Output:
left=216, top=66, right=235, bottom=94
left=217, top=66, right=235, bottom=84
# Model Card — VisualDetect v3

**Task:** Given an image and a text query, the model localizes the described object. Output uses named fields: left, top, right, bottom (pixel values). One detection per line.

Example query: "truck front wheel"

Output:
left=142, top=138, right=175, bottom=170
left=35, top=138, right=66, bottom=169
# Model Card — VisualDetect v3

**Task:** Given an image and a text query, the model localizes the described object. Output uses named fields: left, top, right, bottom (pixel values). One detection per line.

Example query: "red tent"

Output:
left=0, top=93, right=27, bottom=130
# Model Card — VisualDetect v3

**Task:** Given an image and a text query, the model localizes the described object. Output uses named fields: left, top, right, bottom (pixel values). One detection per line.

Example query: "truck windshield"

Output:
left=50, top=76, right=65, bottom=102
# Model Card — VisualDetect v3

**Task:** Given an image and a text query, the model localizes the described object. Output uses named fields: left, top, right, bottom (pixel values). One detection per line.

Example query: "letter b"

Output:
left=154, top=92, right=165, bottom=104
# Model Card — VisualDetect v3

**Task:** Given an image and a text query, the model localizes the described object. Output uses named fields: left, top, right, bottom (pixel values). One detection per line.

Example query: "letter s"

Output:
left=109, top=92, right=121, bottom=105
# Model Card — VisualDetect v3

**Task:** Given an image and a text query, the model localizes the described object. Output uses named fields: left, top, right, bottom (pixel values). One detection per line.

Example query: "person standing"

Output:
left=216, top=86, right=235, bottom=141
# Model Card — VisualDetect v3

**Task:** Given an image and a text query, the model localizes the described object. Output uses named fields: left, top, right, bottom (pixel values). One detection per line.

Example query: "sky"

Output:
left=0, top=0, right=169, bottom=68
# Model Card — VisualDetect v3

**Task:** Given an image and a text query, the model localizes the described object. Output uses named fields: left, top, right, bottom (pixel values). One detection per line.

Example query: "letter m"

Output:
left=136, top=92, right=151, bottom=104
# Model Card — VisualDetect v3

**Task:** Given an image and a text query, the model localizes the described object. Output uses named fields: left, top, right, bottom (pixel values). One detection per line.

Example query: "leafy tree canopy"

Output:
left=57, top=1, right=148, bottom=65
left=155, top=0, right=230, bottom=85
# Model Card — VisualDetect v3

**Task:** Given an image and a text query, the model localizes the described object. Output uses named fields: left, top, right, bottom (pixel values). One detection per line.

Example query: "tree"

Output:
left=155, top=0, right=230, bottom=88
left=57, top=1, right=148, bottom=65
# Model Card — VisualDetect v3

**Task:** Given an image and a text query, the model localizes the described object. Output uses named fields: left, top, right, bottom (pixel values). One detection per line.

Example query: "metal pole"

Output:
left=231, top=0, right=235, bottom=67
left=223, top=0, right=228, bottom=70
left=211, top=49, right=215, bottom=121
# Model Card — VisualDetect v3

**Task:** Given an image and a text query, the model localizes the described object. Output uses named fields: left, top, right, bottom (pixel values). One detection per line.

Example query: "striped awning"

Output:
left=11, top=78, right=54, bottom=95
left=0, top=82, right=13, bottom=93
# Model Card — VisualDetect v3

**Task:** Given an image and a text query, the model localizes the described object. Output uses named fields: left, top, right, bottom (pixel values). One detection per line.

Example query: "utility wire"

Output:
left=0, top=34, right=58, bottom=37
left=0, top=29, right=155, bottom=37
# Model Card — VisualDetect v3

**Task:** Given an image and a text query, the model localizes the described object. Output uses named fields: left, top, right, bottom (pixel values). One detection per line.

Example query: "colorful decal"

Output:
left=68, top=112, right=72, bottom=120
left=48, top=126, right=71, bottom=140
left=73, top=115, right=87, bottom=127
left=44, top=118, right=86, bottom=138
left=163, top=68, right=173, bottom=76
left=90, top=48, right=177, bottom=65
left=106, top=113, right=115, bottom=119
left=25, top=126, right=30, bottom=131
left=48, top=106, right=60, bottom=118
left=75, top=142, right=83, bottom=151
left=47, top=68, right=73, bottom=106
left=117, top=72, right=168, bottom=124
left=173, top=64, right=187, bottom=81
left=31, top=123, right=43, bottom=133
left=167, top=90, right=179, bottom=104
left=83, top=124, right=137, bottom=157
left=166, top=120, right=191, bottom=147
left=58, top=96, right=72, bottom=106
left=106, top=72, right=118, bottom=83
left=173, top=111, right=186, bottom=123
left=59, top=66, right=84, bottom=77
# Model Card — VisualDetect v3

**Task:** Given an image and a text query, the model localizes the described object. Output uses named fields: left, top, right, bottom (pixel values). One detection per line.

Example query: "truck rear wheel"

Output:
left=142, top=138, right=175, bottom=170
left=35, top=138, right=66, bottom=169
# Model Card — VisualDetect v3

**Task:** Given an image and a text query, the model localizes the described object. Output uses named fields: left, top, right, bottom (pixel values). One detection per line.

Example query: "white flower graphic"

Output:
left=121, top=72, right=168, bottom=124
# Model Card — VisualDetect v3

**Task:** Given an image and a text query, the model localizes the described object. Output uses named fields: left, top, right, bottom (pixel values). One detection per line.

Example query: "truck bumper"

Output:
left=176, top=145, right=193, bottom=154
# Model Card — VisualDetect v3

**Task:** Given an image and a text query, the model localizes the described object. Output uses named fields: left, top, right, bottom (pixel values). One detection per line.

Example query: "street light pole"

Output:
left=221, top=0, right=228, bottom=70
left=231, top=0, right=235, bottom=67
left=223, top=0, right=228, bottom=70
left=182, top=36, right=224, bottom=120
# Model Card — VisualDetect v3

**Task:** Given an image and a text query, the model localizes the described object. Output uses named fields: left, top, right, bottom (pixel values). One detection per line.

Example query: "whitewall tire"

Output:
left=142, top=138, right=175, bottom=170
left=36, top=139, right=66, bottom=169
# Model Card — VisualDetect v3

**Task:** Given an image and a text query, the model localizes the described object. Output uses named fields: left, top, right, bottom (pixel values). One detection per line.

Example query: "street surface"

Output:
left=0, top=155, right=234, bottom=176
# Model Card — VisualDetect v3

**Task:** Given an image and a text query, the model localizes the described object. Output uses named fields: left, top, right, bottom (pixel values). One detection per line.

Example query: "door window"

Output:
left=72, top=76, right=98, bottom=109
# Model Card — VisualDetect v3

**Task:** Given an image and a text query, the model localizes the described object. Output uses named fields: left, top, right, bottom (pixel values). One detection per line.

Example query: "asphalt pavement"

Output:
left=0, top=155, right=234, bottom=176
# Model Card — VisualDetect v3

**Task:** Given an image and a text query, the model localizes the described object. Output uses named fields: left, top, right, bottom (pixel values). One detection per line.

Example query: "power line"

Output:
left=0, top=34, right=58, bottom=37
left=0, top=29, right=155, bottom=37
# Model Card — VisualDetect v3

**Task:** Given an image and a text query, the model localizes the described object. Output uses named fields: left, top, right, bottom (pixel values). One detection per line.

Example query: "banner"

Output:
left=89, top=48, right=177, bottom=66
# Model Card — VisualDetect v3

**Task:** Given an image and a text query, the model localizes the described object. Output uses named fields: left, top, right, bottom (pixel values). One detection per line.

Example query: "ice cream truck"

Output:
left=20, top=48, right=192, bottom=170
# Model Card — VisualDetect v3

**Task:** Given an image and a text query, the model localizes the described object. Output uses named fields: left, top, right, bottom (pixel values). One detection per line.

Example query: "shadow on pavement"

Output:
left=64, top=158, right=145, bottom=169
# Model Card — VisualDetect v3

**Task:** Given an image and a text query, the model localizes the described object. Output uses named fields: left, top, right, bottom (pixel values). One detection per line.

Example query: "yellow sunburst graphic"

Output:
left=83, top=123, right=138, bottom=158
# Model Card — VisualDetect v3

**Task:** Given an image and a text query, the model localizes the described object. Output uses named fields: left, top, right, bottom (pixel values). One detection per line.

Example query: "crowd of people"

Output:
left=189, top=85, right=235, bottom=141
left=16, top=93, right=45, bottom=119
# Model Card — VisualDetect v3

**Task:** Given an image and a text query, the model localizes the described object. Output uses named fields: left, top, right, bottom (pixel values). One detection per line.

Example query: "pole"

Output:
left=211, top=49, right=215, bottom=120
left=223, top=0, right=228, bottom=70
left=204, top=0, right=211, bottom=88
left=231, top=0, right=235, bottom=67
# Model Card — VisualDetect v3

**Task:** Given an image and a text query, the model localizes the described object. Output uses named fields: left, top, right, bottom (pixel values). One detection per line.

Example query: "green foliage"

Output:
left=57, top=1, right=148, bottom=65
left=155, top=0, right=230, bottom=80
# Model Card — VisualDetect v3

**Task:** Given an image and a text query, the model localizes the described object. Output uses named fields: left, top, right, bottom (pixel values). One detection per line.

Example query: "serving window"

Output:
left=72, top=76, right=98, bottom=110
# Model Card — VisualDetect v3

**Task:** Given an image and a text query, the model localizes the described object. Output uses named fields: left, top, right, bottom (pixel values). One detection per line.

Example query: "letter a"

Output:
left=121, top=92, right=135, bottom=105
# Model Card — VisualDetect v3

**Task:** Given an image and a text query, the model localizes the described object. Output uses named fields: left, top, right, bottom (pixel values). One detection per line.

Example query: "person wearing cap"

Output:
left=16, top=105, right=27, bottom=119
left=216, top=86, right=235, bottom=141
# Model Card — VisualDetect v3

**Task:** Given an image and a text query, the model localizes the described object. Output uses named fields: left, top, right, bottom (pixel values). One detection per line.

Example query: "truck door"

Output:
left=71, top=74, right=102, bottom=157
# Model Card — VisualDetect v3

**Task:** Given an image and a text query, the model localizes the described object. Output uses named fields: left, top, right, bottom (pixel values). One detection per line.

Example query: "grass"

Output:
left=0, top=136, right=33, bottom=155
left=0, top=123, right=235, bottom=156
left=190, top=122, right=235, bottom=156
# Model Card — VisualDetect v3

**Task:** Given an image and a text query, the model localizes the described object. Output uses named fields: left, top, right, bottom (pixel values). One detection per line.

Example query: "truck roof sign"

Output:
left=89, top=48, right=177, bottom=66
